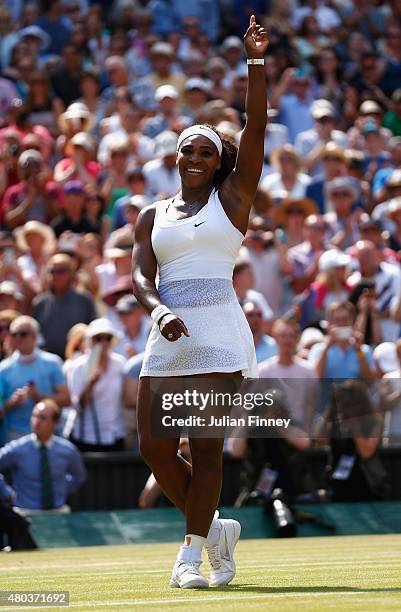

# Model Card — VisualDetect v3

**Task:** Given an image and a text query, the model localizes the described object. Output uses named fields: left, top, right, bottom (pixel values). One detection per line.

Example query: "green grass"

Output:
left=1, top=534, right=401, bottom=611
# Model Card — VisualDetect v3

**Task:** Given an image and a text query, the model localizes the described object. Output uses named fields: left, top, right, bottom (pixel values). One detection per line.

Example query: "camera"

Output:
left=264, top=488, right=297, bottom=537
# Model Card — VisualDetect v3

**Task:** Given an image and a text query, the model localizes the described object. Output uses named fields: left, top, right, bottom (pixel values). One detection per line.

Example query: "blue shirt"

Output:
left=308, top=342, right=374, bottom=378
left=0, top=434, right=86, bottom=510
left=124, top=353, right=145, bottom=379
left=279, top=94, right=315, bottom=143
left=255, top=336, right=278, bottom=364
left=0, top=350, right=65, bottom=435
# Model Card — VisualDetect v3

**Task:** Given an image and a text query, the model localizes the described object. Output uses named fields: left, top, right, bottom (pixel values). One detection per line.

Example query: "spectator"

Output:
left=272, top=68, right=316, bottom=143
left=272, top=197, right=317, bottom=248
left=307, top=249, right=351, bottom=321
left=380, top=338, right=401, bottom=443
left=260, top=145, right=311, bottom=201
left=306, top=142, right=347, bottom=213
left=348, top=240, right=401, bottom=342
left=32, top=253, right=96, bottom=359
left=308, top=301, right=375, bottom=379
left=107, top=195, right=149, bottom=249
left=35, top=0, right=71, bottom=56
left=14, top=221, right=56, bottom=295
left=54, top=132, right=100, bottom=187
left=259, top=319, right=317, bottom=433
left=324, top=177, right=361, bottom=249
left=3, top=149, right=60, bottom=229
left=288, top=214, right=329, bottom=295
left=0, top=316, right=69, bottom=443
left=242, top=301, right=277, bottom=364
left=233, top=260, right=274, bottom=325
left=51, top=180, right=97, bottom=237
left=51, top=43, right=84, bottom=106
left=295, top=100, right=347, bottom=178
left=115, top=295, right=150, bottom=358
left=111, top=165, right=150, bottom=231
left=142, top=130, right=180, bottom=199
left=0, top=398, right=86, bottom=513
left=68, top=318, right=126, bottom=452
left=24, top=69, right=63, bottom=136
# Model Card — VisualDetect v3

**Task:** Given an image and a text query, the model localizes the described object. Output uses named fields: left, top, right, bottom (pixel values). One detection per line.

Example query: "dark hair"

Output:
left=207, top=125, right=237, bottom=188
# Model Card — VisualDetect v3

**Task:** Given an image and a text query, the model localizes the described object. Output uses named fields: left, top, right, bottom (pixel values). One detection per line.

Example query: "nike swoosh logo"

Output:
left=194, top=221, right=206, bottom=227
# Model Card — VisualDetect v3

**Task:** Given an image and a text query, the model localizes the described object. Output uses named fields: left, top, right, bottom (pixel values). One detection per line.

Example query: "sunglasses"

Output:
left=92, top=334, right=113, bottom=343
left=246, top=311, right=263, bottom=318
left=11, top=330, right=32, bottom=338
left=310, top=225, right=326, bottom=231
left=32, top=413, right=50, bottom=420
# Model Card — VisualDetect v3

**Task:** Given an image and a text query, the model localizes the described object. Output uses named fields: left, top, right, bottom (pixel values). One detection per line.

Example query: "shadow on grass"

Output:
left=212, top=585, right=401, bottom=594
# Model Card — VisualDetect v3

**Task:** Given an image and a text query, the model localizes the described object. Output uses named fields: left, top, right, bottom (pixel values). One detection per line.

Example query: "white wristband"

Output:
left=151, top=304, right=173, bottom=325
left=247, top=58, right=265, bottom=65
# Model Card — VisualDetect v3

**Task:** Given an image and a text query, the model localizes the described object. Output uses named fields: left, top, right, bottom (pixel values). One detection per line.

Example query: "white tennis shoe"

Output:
left=205, top=516, right=241, bottom=587
left=170, top=559, right=209, bottom=589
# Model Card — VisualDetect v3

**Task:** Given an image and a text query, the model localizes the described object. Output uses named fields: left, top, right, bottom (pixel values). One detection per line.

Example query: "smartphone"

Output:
left=333, top=326, right=353, bottom=340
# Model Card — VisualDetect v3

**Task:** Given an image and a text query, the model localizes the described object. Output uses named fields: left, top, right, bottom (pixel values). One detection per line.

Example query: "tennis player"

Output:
left=132, top=15, right=269, bottom=589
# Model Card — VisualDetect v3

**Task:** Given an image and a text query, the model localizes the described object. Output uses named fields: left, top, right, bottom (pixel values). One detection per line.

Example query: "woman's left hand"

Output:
left=244, top=14, right=269, bottom=59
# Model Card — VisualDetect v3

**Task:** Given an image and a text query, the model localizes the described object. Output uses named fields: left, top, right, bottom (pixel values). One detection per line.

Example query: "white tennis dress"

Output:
left=140, top=189, right=258, bottom=378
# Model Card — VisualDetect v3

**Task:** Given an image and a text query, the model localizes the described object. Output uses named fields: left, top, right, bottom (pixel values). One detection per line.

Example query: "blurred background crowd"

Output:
left=1, top=0, right=401, bottom=523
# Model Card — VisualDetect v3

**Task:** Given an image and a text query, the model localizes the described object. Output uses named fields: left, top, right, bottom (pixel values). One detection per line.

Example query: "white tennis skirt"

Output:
left=140, top=278, right=258, bottom=378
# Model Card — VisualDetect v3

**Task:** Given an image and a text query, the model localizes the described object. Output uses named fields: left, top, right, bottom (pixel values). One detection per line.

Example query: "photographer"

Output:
left=3, top=150, right=60, bottom=229
left=316, top=380, right=390, bottom=502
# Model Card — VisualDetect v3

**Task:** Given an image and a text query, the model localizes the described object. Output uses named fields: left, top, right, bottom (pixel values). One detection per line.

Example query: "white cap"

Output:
left=311, top=99, right=335, bottom=119
left=155, top=84, right=178, bottom=102
left=299, top=327, right=325, bottom=349
left=85, top=318, right=122, bottom=341
left=185, top=78, right=210, bottom=94
left=373, top=342, right=399, bottom=373
left=70, top=132, right=94, bottom=152
left=318, top=249, right=351, bottom=272
left=155, top=130, right=178, bottom=157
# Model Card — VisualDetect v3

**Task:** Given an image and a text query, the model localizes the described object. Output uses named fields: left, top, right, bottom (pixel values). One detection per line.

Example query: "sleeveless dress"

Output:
left=139, top=189, right=258, bottom=378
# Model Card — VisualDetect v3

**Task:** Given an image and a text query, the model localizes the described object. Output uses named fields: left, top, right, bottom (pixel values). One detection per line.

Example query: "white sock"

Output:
left=178, top=534, right=205, bottom=562
left=206, top=512, right=221, bottom=546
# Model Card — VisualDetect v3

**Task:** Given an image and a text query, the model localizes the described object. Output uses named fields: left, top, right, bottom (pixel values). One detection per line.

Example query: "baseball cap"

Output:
left=360, top=100, right=382, bottom=115
left=116, top=295, right=140, bottom=314
left=155, top=130, right=178, bottom=157
left=221, top=36, right=243, bottom=52
left=318, top=249, right=350, bottom=272
left=311, top=99, right=334, bottom=119
left=185, top=78, right=210, bottom=94
left=326, top=176, right=359, bottom=199
left=155, top=84, right=179, bottom=102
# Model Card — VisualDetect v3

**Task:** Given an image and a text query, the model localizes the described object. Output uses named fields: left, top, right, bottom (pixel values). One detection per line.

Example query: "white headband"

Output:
left=177, top=125, right=222, bottom=156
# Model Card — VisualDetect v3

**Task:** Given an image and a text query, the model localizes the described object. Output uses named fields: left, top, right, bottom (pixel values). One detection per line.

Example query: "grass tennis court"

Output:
left=1, top=534, right=401, bottom=611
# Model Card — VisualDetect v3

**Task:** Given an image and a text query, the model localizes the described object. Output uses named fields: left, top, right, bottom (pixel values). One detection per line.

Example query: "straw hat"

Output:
left=14, top=221, right=56, bottom=254
left=58, top=102, right=94, bottom=133
left=272, top=198, right=317, bottom=227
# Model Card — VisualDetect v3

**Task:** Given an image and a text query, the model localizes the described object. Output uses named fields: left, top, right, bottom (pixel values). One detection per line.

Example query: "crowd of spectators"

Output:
left=1, top=0, right=401, bottom=524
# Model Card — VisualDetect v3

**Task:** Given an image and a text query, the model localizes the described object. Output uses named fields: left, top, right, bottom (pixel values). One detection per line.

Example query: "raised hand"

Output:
left=244, top=14, right=269, bottom=59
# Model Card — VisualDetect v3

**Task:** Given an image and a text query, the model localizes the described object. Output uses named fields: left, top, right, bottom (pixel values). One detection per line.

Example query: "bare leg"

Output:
left=185, top=437, right=225, bottom=536
left=137, top=377, right=191, bottom=513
